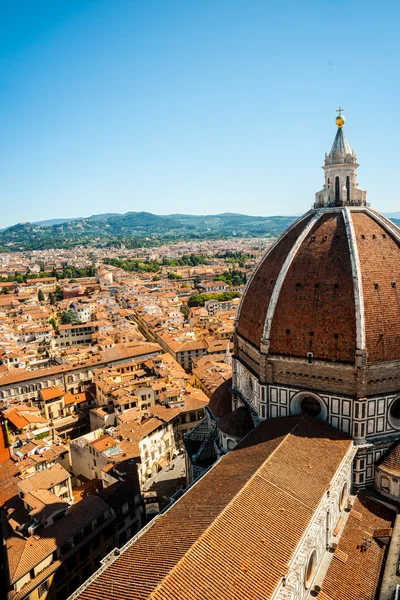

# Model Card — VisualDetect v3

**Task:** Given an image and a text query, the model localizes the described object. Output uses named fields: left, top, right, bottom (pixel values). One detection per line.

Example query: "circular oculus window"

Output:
left=389, top=396, right=400, bottom=429
left=305, top=550, right=317, bottom=589
left=300, top=396, right=322, bottom=417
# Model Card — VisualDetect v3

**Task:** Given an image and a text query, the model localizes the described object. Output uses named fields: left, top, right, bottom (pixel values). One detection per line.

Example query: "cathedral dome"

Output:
left=236, top=207, right=400, bottom=365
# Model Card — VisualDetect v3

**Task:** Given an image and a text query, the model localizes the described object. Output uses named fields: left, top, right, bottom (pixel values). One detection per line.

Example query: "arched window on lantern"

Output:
left=335, top=176, right=340, bottom=205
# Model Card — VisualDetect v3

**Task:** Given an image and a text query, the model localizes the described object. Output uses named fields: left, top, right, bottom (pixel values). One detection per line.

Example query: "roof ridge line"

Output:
left=261, top=210, right=323, bottom=353
left=343, top=207, right=366, bottom=353
left=255, top=471, right=314, bottom=511
left=365, top=207, right=400, bottom=243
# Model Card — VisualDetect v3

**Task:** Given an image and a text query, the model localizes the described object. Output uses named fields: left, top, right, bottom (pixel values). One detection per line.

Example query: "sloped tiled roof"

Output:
left=75, top=416, right=352, bottom=600
left=40, top=386, right=64, bottom=401
left=18, top=463, right=69, bottom=494
left=377, top=442, right=400, bottom=476
left=320, top=495, right=395, bottom=600
left=5, top=495, right=109, bottom=584
left=6, top=410, right=29, bottom=430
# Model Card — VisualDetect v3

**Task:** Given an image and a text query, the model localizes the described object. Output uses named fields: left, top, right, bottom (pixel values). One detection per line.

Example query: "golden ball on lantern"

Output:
left=336, top=114, right=345, bottom=128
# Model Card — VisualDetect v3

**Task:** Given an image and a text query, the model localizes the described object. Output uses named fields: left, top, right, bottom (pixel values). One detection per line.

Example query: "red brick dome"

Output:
left=236, top=207, right=400, bottom=364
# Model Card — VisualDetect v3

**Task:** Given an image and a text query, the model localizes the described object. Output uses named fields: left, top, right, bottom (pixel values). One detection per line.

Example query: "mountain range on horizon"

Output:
left=26, top=211, right=303, bottom=228
left=0, top=211, right=300, bottom=252
left=1, top=209, right=400, bottom=252
left=10, top=209, right=400, bottom=228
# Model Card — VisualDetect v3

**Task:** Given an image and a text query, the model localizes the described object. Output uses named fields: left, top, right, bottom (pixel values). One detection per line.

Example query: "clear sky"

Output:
left=1, top=0, right=400, bottom=227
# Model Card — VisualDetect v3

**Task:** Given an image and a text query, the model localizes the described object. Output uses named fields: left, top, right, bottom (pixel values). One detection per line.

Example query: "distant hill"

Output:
left=33, top=217, right=83, bottom=226
left=0, top=211, right=298, bottom=252
left=3, top=209, right=398, bottom=252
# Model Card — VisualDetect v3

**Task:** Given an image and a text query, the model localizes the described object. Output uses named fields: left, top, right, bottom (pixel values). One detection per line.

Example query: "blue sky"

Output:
left=1, top=0, right=400, bottom=227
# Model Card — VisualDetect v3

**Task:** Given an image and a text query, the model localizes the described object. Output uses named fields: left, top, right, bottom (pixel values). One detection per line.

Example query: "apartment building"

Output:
left=3, top=468, right=143, bottom=600
left=39, top=387, right=90, bottom=439
left=157, top=333, right=208, bottom=371
left=54, top=322, right=99, bottom=349
left=70, top=303, right=91, bottom=324
left=0, top=343, right=163, bottom=404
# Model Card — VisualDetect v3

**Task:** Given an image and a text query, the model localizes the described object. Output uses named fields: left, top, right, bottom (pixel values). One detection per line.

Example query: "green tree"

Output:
left=35, top=431, right=50, bottom=440
left=55, top=285, right=63, bottom=300
left=4, top=421, right=12, bottom=447
left=180, top=304, right=190, bottom=319
left=38, top=289, right=45, bottom=302
left=187, top=291, right=241, bottom=308
left=49, top=318, right=59, bottom=334
left=60, top=309, right=80, bottom=325
left=48, top=292, right=55, bottom=305
left=1, top=287, right=9, bottom=294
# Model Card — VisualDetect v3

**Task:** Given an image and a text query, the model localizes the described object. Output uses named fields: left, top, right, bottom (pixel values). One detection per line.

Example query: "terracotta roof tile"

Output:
left=269, top=212, right=356, bottom=362
left=208, top=377, right=233, bottom=418
left=352, top=211, right=400, bottom=362
left=18, top=463, right=69, bottom=494
left=320, top=495, right=395, bottom=600
left=40, top=386, right=64, bottom=401
left=75, top=416, right=352, bottom=600
left=6, top=410, right=29, bottom=430
left=377, top=441, right=400, bottom=476
left=237, top=215, right=313, bottom=347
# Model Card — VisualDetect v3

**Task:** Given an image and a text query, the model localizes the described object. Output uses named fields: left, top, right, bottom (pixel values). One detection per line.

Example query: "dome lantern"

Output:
left=315, top=109, right=367, bottom=209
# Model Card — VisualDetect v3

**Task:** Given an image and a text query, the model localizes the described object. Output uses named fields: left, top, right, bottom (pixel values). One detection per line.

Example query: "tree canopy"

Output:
left=187, top=291, right=241, bottom=307
left=60, top=309, right=80, bottom=325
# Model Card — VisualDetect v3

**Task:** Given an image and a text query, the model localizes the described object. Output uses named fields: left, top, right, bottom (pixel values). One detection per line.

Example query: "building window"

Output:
left=335, top=176, right=340, bottom=205
left=305, top=550, right=317, bottom=588
left=38, top=581, right=49, bottom=597
left=339, top=482, right=348, bottom=511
